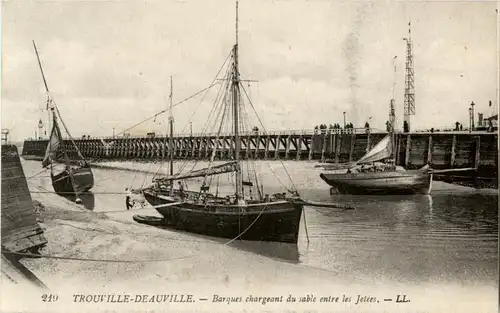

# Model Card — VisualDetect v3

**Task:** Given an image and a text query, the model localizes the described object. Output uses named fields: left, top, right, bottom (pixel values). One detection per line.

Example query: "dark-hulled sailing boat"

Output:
left=34, top=41, right=94, bottom=203
left=140, top=2, right=304, bottom=244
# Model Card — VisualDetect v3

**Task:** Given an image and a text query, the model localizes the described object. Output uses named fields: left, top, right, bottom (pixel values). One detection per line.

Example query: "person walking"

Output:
left=125, top=188, right=133, bottom=210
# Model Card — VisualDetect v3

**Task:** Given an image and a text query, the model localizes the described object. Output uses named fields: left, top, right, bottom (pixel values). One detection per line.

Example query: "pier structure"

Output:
left=22, top=129, right=498, bottom=188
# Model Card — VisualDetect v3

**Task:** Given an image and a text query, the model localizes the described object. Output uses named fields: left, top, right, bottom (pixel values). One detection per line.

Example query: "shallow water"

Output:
left=24, top=159, right=498, bottom=287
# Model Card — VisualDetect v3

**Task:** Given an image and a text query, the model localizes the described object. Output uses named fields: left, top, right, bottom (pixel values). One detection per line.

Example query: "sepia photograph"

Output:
left=1, top=0, right=498, bottom=312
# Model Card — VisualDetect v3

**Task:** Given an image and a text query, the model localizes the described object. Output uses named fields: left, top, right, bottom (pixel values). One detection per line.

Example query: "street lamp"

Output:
left=343, top=112, right=346, bottom=129
left=470, top=101, right=475, bottom=131
left=468, top=107, right=473, bottom=133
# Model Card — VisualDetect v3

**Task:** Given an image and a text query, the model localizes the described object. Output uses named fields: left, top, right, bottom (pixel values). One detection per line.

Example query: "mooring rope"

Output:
left=25, top=168, right=50, bottom=180
left=30, top=191, right=129, bottom=195
left=3, top=203, right=270, bottom=263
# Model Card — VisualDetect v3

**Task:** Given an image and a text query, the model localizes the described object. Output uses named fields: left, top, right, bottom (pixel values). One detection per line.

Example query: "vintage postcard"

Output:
left=0, top=0, right=498, bottom=312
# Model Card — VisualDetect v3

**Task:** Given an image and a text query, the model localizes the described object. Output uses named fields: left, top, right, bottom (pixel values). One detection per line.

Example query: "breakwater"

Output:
left=2, top=145, right=48, bottom=254
left=22, top=130, right=498, bottom=188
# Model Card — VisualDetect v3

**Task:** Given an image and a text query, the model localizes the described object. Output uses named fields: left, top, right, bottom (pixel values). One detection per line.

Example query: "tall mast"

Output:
left=169, top=76, right=174, bottom=176
left=233, top=0, right=242, bottom=199
left=33, top=40, right=52, bottom=135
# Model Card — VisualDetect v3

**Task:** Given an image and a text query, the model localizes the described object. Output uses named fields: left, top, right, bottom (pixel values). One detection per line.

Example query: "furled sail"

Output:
left=41, top=123, right=61, bottom=168
left=154, top=161, right=240, bottom=182
left=356, top=134, right=392, bottom=164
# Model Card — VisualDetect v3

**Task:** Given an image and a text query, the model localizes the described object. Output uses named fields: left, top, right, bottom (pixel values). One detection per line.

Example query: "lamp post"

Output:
left=38, top=119, right=43, bottom=139
left=343, top=112, right=346, bottom=129
left=468, top=107, right=473, bottom=133
left=470, top=101, right=475, bottom=131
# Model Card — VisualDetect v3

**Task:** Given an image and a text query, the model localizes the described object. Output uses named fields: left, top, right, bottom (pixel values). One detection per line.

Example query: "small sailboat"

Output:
left=33, top=41, right=94, bottom=202
left=319, top=134, right=433, bottom=195
left=140, top=2, right=305, bottom=244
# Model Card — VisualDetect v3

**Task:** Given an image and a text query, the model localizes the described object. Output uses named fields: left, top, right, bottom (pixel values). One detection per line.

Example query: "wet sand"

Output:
left=0, top=159, right=497, bottom=313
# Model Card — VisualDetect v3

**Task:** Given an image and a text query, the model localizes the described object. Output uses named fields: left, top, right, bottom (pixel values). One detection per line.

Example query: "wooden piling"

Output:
left=285, top=135, right=291, bottom=159
left=244, top=136, right=250, bottom=159
left=253, top=134, right=260, bottom=159
left=474, top=136, right=481, bottom=168
left=427, top=135, right=433, bottom=165
left=395, top=133, right=401, bottom=165
left=366, top=132, right=371, bottom=152
left=321, top=133, right=327, bottom=163
left=405, top=135, right=411, bottom=167
left=309, top=133, right=315, bottom=161
left=275, top=134, right=281, bottom=159
left=334, top=134, right=340, bottom=164
left=264, top=136, right=270, bottom=160
left=348, top=134, right=356, bottom=162
left=296, top=135, right=302, bottom=161
left=328, top=133, right=334, bottom=155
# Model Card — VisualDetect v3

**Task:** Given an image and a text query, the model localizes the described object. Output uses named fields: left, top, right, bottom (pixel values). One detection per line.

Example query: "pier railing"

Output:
left=29, top=127, right=387, bottom=141
left=22, top=129, right=498, bottom=188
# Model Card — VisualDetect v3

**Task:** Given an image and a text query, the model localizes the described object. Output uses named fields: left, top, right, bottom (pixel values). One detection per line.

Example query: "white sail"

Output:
left=41, top=124, right=60, bottom=168
left=357, top=134, right=393, bottom=164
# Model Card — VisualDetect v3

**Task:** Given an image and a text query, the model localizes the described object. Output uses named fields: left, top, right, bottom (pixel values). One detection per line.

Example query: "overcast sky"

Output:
left=1, top=0, right=498, bottom=141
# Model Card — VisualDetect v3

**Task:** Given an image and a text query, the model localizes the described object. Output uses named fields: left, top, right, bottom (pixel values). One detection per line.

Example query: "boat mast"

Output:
left=33, top=40, right=54, bottom=172
left=389, top=56, right=397, bottom=162
left=34, top=40, right=79, bottom=199
left=33, top=41, right=52, bottom=138
left=233, top=0, right=243, bottom=200
left=169, top=76, right=174, bottom=176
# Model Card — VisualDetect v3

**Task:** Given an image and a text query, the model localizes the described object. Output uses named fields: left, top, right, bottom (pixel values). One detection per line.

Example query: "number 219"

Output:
left=41, top=294, right=58, bottom=302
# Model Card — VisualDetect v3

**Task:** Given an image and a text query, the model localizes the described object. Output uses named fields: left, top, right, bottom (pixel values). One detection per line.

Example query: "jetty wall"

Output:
left=1, top=145, right=48, bottom=254
left=22, top=131, right=498, bottom=188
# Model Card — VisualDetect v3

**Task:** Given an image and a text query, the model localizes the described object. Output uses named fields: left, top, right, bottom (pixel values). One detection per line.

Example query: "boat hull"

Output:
left=319, top=170, right=432, bottom=195
left=51, top=165, right=94, bottom=195
left=143, top=190, right=303, bottom=244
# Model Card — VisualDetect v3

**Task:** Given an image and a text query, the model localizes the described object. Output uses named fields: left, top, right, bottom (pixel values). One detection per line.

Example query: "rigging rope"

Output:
left=150, top=51, right=233, bottom=186
left=240, top=85, right=300, bottom=195
left=26, top=168, right=50, bottom=180
left=174, top=58, right=234, bottom=182
left=84, top=82, right=221, bottom=166
left=3, top=203, right=271, bottom=263
left=52, top=103, right=86, bottom=163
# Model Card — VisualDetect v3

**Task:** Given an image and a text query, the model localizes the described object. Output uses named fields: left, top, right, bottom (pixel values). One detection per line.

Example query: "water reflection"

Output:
left=228, top=240, right=300, bottom=264
left=433, top=194, right=498, bottom=232
left=132, top=221, right=300, bottom=263
left=59, top=191, right=95, bottom=211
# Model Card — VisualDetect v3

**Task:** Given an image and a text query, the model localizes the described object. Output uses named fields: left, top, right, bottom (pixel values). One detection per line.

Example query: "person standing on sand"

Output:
left=125, top=188, right=133, bottom=210
left=178, top=181, right=185, bottom=200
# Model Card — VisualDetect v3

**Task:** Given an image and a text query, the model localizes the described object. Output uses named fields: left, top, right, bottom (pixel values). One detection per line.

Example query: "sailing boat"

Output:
left=319, top=55, right=432, bottom=195
left=140, top=2, right=304, bottom=244
left=33, top=41, right=94, bottom=202
left=319, top=131, right=433, bottom=195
